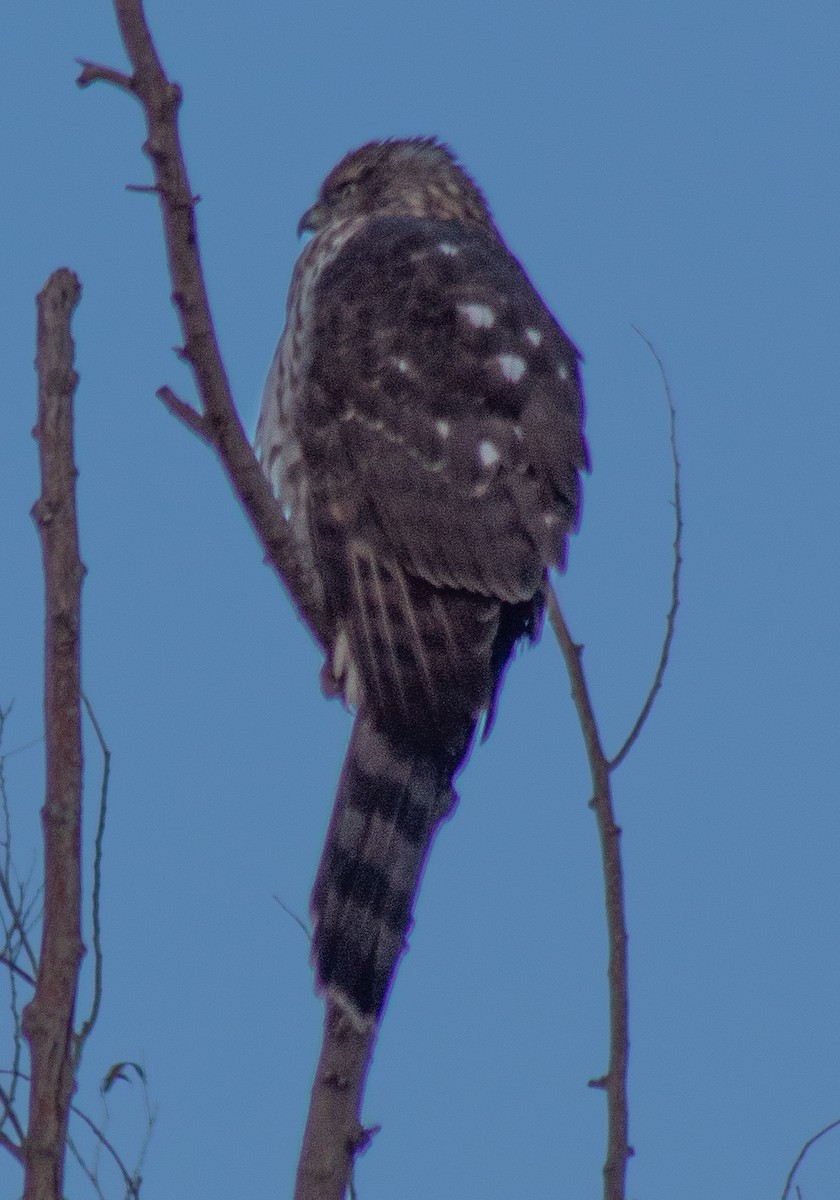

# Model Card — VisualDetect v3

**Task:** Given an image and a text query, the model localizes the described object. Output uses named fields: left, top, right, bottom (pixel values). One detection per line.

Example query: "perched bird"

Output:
left=257, top=138, right=588, bottom=1026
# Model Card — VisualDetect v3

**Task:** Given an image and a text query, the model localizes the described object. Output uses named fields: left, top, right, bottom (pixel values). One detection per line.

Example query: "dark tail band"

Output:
left=311, top=715, right=463, bottom=1023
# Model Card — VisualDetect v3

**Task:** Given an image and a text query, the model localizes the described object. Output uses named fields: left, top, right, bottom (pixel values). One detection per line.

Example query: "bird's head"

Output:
left=297, top=137, right=494, bottom=236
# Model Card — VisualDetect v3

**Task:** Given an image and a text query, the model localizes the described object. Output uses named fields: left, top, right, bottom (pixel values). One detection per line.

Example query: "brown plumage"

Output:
left=257, top=138, right=588, bottom=1024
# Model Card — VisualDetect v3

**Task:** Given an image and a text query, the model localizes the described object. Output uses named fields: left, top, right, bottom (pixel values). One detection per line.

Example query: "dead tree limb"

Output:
left=22, top=268, right=86, bottom=1200
left=76, top=0, right=329, bottom=652
left=547, top=590, right=631, bottom=1200
left=547, top=338, right=683, bottom=1200
left=293, top=999, right=378, bottom=1200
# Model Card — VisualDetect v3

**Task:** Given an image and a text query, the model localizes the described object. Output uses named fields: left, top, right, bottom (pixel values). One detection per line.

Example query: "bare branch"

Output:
left=67, top=1100, right=141, bottom=1198
left=610, top=330, right=683, bottom=770
left=77, top=0, right=330, bottom=653
left=294, top=998, right=377, bottom=1200
left=0, top=1124, right=23, bottom=1163
left=22, top=268, right=87, bottom=1200
left=0, top=957, right=36, bottom=988
left=781, top=1117, right=840, bottom=1200
left=0, top=712, right=36, bottom=1127
left=1, top=1078, right=26, bottom=1148
left=1, top=734, right=45, bottom=760
left=3, top=1065, right=148, bottom=1198
left=156, top=385, right=212, bottom=443
left=66, top=1134, right=108, bottom=1200
left=273, top=894, right=312, bottom=942
left=547, top=588, right=631, bottom=1200
left=0, top=870, right=38, bottom=979
left=0, top=710, right=39, bottom=980
left=74, top=694, right=111, bottom=1059
left=76, top=61, right=133, bottom=91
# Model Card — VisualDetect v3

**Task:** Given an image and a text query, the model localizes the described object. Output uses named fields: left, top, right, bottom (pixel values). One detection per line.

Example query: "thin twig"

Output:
left=2, top=1065, right=148, bottom=1198
left=0, top=769, right=35, bottom=1120
left=2, top=736, right=46, bottom=760
left=76, top=0, right=330, bottom=652
left=781, top=1117, right=840, bottom=1200
left=75, top=693, right=111, bottom=1058
left=0, top=957, right=36, bottom=988
left=0, top=707, right=38, bottom=1135
left=0, top=871, right=38, bottom=978
left=1, top=1079, right=26, bottom=1146
left=610, top=329, right=683, bottom=770
left=130, top=1066, right=157, bottom=1197
left=75, top=60, right=132, bottom=90
left=273, top=894, right=312, bottom=942
left=0, top=707, right=14, bottom=883
left=0, top=712, right=39, bottom=980
left=23, top=267, right=87, bottom=1200
left=68, top=1100, right=141, bottom=1198
left=66, top=1133, right=108, bottom=1200
left=547, top=588, right=631, bottom=1200
left=156, top=385, right=211, bottom=442
left=0, top=1124, right=23, bottom=1162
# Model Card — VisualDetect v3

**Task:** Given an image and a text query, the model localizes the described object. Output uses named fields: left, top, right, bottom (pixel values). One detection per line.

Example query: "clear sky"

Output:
left=3, top=2, right=839, bottom=1197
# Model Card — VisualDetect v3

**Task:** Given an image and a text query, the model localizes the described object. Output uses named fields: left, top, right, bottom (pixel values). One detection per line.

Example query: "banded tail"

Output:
left=311, top=713, right=471, bottom=1024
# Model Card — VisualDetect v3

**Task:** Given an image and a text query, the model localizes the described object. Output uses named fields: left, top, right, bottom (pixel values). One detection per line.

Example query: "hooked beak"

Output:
left=297, top=201, right=329, bottom=238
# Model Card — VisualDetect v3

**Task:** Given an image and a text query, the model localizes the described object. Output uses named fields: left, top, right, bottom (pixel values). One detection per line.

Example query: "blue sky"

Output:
left=3, top=2, right=839, bottom=1197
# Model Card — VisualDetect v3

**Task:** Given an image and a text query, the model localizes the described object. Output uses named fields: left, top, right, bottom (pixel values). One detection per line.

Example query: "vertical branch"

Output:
left=547, top=591, right=630, bottom=1200
left=294, top=998, right=378, bottom=1200
left=22, top=268, right=87, bottom=1200
left=546, top=337, right=682, bottom=1200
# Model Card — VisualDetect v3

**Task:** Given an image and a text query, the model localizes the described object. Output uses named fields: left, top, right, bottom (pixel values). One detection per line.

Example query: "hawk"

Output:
left=257, top=138, right=588, bottom=1026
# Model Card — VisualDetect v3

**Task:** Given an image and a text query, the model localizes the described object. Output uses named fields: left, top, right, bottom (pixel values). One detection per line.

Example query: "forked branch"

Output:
left=547, top=591, right=631, bottom=1200
left=77, top=1, right=329, bottom=652
left=547, top=336, right=683, bottom=1200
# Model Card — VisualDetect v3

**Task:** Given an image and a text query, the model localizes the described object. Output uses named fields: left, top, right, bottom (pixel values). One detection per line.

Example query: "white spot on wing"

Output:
left=498, top=353, right=527, bottom=383
left=435, top=419, right=451, bottom=438
left=333, top=628, right=351, bottom=677
left=333, top=628, right=361, bottom=709
left=458, top=302, right=495, bottom=328
left=557, top=362, right=571, bottom=381
left=395, top=357, right=410, bottom=373
left=525, top=327, right=542, bottom=347
left=268, top=459, right=283, bottom=500
left=478, top=440, right=501, bottom=468
left=345, top=661, right=361, bottom=709
left=438, top=242, right=459, bottom=256
left=543, top=511, right=561, bottom=528
left=513, top=424, right=524, bottom=440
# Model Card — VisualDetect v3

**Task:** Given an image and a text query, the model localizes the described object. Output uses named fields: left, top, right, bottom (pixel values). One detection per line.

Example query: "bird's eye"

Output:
left=333, top=179, right=360, bottom=201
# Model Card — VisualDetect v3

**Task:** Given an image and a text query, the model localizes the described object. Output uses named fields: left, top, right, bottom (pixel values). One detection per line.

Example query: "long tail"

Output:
left=311, top=713, right=466, bottom=1025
